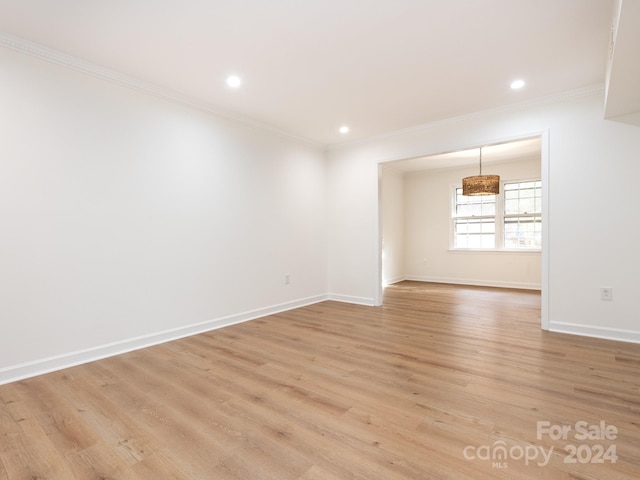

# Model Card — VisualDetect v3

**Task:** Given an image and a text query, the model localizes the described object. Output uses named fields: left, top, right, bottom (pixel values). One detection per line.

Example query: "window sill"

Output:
left=448, top=248, right=541, bottom=254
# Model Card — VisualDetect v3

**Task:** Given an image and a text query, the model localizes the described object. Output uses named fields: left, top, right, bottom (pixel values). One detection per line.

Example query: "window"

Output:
left=453, top=190, right=496, bottom=248
left=452, top=180, right=541, bottom=250
left=503, top=181, right=542, bottom=249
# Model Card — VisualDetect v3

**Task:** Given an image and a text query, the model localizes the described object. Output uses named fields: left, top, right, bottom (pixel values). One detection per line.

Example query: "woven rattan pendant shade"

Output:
left=462, top=147, right=500, bottom=196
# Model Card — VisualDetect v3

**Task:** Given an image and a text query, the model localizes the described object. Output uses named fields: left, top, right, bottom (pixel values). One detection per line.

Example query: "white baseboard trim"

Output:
left=548, top=322, right=640, bottom=345
left=404, top=275, right=541, bottom=291
left=327, top=293, right=376, bottom=306
left=383, top=276, right=406, bottom=286
left=0, top=294, right=328, bottom=385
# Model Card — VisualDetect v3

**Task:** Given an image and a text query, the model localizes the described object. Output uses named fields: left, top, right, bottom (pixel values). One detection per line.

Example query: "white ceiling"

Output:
left=0, top=0, right=615, bottom=145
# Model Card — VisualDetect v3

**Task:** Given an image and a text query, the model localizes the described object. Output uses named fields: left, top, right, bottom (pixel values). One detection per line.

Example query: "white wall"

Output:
left=380, top=165, right=404, bottom=285
left=327, top=90, right=640, bottom=343
left=402, top=157, right=541, bottom=289
left=0, top=46, right=328, bottom=383
left=326, top=149, right=380, bottom=305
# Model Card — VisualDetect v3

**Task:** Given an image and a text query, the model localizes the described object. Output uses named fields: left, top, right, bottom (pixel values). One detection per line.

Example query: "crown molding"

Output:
left=328, top=83, right=605, bottom=151
left=0, top=32, right=322, bottom=149
left=1, top=31, right=605, bottom=152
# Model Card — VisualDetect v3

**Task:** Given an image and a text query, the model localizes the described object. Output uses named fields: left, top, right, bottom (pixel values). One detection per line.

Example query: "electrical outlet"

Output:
left=600, top=287, right=613, bottom=301
left=284, top=273, right=290, bottom=285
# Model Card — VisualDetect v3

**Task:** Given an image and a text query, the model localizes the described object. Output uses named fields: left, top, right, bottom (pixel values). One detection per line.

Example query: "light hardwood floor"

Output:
left=1, top=281, right=639, bottom=479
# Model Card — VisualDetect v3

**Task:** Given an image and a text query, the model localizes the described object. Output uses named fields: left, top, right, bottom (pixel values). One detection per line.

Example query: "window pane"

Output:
left=481, top=234, right=495, bottom=248
left=483, top=203, right=496, bottom=216
left=520, top=198, right=535, bottom=213
left=454, top=217, right=496, bottom=248
left=468, top=235, right=482, bottom=248
left=468, top=221, right=482, bottom=234
left=456, top=234, right=468, bottom=248
left=504, top=198, right=519, bottom=214
left=454, top=188, right=496, bottom=217
left=504, top=216, right=542, bottom=249
left=503, top=181, right=542, bottom=215
left=505, top=190, right=519, bottom=200
left=457, top=204, right=472, bottom=216
left=468, top=204, right=483, bottom=216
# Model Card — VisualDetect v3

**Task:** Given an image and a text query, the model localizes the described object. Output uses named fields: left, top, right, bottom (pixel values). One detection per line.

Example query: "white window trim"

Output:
left=450, top=178, right=542, bottom=252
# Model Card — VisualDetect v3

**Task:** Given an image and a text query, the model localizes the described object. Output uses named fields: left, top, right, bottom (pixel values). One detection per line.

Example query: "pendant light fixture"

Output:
left=462, top=146, right=500, bottom=196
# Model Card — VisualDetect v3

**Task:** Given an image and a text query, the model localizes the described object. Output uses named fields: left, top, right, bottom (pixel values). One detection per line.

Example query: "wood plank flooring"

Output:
left=1, top=281, right=640, bottom=479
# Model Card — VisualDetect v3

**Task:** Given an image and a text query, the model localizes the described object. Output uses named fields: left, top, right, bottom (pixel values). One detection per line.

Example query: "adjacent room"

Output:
left=380, top=137, right=543, bottom=292
left=1, top=1, right=639, bottom=479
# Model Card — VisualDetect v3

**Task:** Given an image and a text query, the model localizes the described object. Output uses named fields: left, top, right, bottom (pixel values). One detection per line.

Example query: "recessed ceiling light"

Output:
left=510, top=79, right=525, bottom=90
left=226, top=75, right=242, bottom=88
left=339, top=126, right=350, bottom=134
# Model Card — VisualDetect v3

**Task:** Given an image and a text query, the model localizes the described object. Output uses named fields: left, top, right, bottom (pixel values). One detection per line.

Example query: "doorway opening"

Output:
left=376, top=133, right=549, bottom=329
